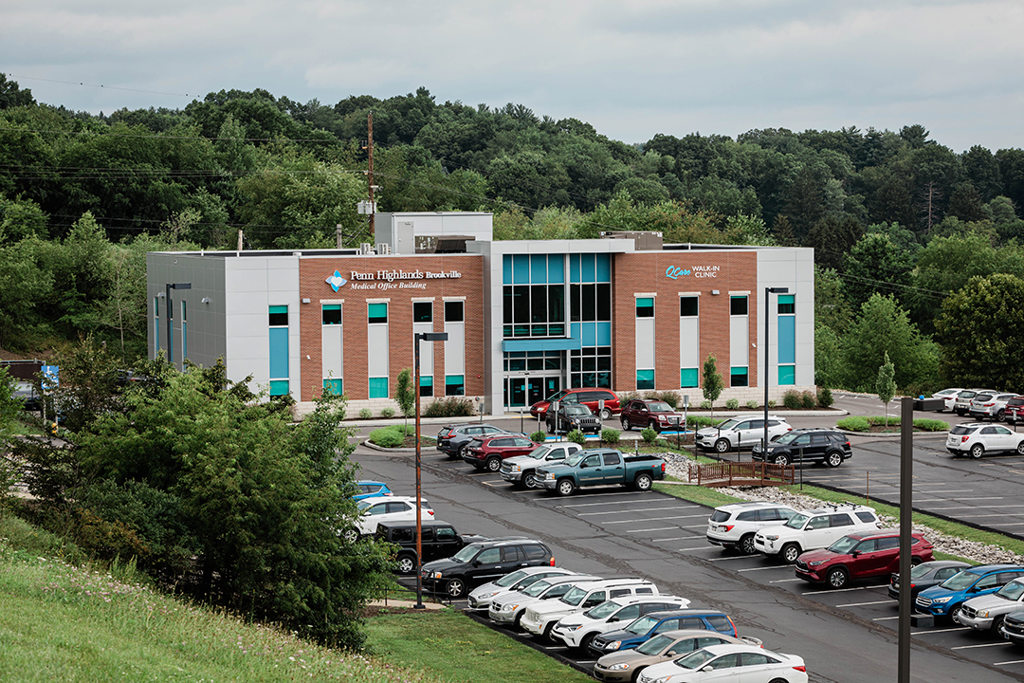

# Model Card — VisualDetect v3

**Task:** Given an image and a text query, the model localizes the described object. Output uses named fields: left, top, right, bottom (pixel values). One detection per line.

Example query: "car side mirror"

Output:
left=580, top=462, right=588, bottom=469
left=700, top=665, right=715, bottom=672
left=472, top=560, right=482, bottom=567
left=851, top=551, right=860, bottom=558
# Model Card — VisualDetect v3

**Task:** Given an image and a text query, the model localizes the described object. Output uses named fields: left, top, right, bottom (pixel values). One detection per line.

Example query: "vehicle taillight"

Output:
left=792, top=665, right=807, bottom=672
left=985, top=402, right=995, bottom=407
left=961, top=436, right=970, bottom=443
left=910, top=584, right=916, bottom=589
left=550, top=556, right=556, bottom=566
left=844, top=441, right=851, bottom=447
left=661, top=462, right=666, bottom=473
left=727, top=616, right=737, bottom=636
left=723, top=525, right=735, bottom=532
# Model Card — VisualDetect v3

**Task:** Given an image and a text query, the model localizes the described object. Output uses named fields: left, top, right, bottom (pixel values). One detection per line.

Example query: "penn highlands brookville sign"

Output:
left=325, top=268, right=463, bottom=292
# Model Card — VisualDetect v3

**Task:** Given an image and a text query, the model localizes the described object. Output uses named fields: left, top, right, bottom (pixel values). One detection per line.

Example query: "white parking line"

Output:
left=994, top=659, right=1024, bottom=666
left=873, top=616, right=899, bottom=621
left=930, top=504, right=1024, bottom=510
left=837, top=600, right=893, bottom=608
left=677, top=546, right=711, bottom=552
left=650, top=536, right=704, bottom=542
left=626, top=527, right=681, bottom=533
left=605, top=514, right=707, bottom=525
left=737, top=565, right=790, bottom=573
left=708, top=555, right=757, bottom=562
left=769, top=578, right=803, bottom=584
left=580, top=506, right=691, bottom=516
left=556, top=494, right=668, bottom=506
left=802, top=586, right=873, bottom=596
left=912, top=627, right=969, bottom=635
left=952, top=642, right=1011, bottom=650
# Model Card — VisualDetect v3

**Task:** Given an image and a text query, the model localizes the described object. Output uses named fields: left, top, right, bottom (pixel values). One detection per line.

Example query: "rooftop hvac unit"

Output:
left=359, top=243, right=375, bottom=255
left=375, top=243, right=391, bottom=255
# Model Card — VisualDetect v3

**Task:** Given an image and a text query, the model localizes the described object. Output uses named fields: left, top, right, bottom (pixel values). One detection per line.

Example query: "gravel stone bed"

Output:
left=658, top=450, right=1024, bottom=565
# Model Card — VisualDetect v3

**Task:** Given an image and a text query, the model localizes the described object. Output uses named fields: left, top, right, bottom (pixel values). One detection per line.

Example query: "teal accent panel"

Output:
left=368, top=302, right=388, bottom=323
left=581, top=322, right=596, bottom=347
left=730, top=367, right=749, bottom=387
left=779, top=365, right=796, bottom=385
left=322, top=303, right=341, bottom=311
left=513, top=254, right=529, bottom=284
left=269, top=305, right=287, bottom=315
left=368, top=377, right=388, bottom=398
left=636, top=297, right=654, bottom=308
left=581, top=253, right=595, bottom=282
left=269, top=380, right=289, bottom=396
left=502, top=337, right=581, bottom=352
left=569, top=254, right=581, bottom=282
left=680, top=368, right=699, bottom=388
left=182, top=322, right=187, bottom=361
left=595, top=253, right=610, bottom=281
left=419, top=376, right=433, bottom=388
left=596, top=322, right=611, bottom=346
left=778, top=316, right=796, bottom=364
left=531, top=254, right=547, bottom=283
left=445, top=375, right=465, bottom=396
left=570, top=322, right=580, bottom=341
left=323, top=378, right=343, bottom=395
left=778, top=294, right=794, bottom=305
left=636, top=369, right=654, bottom=390
left=503, top=255, right=513, bottom=285
left=548, top=255, right=564, bottom=283
left=269, top=327, right=289, bottom=378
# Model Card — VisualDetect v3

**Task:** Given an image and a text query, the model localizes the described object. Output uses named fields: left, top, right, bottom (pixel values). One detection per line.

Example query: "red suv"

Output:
left=1005, top=397, right=1024, bottom=424
left=794, top=531, right=934, bottom=589
left=462, top=435, right=541, bottom=472
left=530, top=388, right=621, bottom=420
left=619, top=398, right=684, bottom=432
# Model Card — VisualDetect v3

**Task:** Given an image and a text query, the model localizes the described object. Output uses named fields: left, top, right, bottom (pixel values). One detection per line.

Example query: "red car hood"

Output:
left=799, top=548, right=843, bottom=564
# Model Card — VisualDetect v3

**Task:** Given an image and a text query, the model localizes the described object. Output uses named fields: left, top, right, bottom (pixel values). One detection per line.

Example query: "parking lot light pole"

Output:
left=763, top=287, right=788, bottom=454
left=414, top=331, right=447, bottom=609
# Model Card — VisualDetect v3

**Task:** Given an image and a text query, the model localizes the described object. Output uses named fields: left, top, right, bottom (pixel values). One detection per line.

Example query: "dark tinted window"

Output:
left=730, top=296, right=747, bottom=315
left=680, top=296, right=698, bottom=317
left=856, top=511, right=877, bottom=523
left=322, top=305, right=341, bottom=325
left=709, top=654, right=739, bottom=669
left=617, top=605, right=641, bottom=620
left=476, top=548, right=501, bottom=564
left=707, top=615, right=733, bottom=631
left=636, top=298, right=654, bottom=318
left=855, top=540, right=878, bottom=553
left=736, top=511, right=758, bottom=521
left=523, top=544, right=549, bottom=560
left=678, top=617, right=705, bottom=629
left=501, top=546, right=522, bottom=562
left=413, top=302, right=433, bottom=322
left=830, top=514, right=854, bottom=527
left=710, top=510, right=732, bottom=523
left=269, top=306, right=288, bottom=326
left=391, top=527, right=414, bottom=543
left=877, top=537, right=899, bottom=551
left=444, top=301, right=464, bottom=322
left=936, top=567, right=961, bottom=580
left=583, top=455, right=602, bottom=468
left=806, top=516, right=830, bottom=530
left=435, top=527, right=457, bottom=541
left=603, top=453, right=620, bottom=466
left=740, top=653, right=774, bottom=666
left=635, top=587, right=654, bottom=594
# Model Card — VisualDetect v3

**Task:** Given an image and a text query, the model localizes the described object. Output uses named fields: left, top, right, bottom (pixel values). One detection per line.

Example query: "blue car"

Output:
left=353, top=480, right=393, bottom=501
left=915, top=564, right=1024, bottom=620
left=587, top=609, right=737, bottom=658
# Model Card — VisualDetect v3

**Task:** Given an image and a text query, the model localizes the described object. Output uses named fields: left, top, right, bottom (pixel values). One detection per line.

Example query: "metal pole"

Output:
left=367, top=112, right=375, bottom=243
left=763, top=286, right=769, bottom=456
left=165, top=284, right=173, bottom=361
left=898, top=397, right=913, bottom=683
left=414, top=333, right=424, bottom=609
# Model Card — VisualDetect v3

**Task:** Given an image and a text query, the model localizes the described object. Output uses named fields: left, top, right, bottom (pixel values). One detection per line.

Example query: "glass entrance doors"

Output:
left=505, top=375, right=560, bottom=409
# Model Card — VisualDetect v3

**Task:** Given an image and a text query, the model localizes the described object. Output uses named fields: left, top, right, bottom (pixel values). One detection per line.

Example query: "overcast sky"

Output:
left=5, top=0, right=1023, bottom=152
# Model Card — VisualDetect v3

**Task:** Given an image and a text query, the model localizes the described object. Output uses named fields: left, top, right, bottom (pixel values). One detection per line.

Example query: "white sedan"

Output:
left=932, top=388, right=963, bottom=412
left=637, top=643, right=807, bottom=683
left=345, top=496, right=434, bottom=541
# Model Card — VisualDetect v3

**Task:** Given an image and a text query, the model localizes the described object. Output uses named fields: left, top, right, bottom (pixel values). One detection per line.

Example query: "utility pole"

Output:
left=336, top=223, right=343, bottom=250
left=237, top=229, right=244, bottom=251
left=364, top=112, right=376, bottom=245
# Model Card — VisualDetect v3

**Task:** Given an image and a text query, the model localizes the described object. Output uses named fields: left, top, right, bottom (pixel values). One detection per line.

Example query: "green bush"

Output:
left=567, top=429, right=586, bottom=445
left=767, top=400, right=777, bottom=409
left=369, top=425, right=409, bottom=448
left=782, top=390, right=802, bottom=410
left=381, top=407, right=395, bottom=418
left=700, top=400, right=712, bottom=410
left=868, top=415, right=900, bottom=426
left=914, top=418, right=949, bottom=432
left=358, top=408, right=372, bottom=419
left=801, top=391, right=816, bottom=409
left=817, top=387, right=834, bottom=408
left=837, top=416, right=871, bottom=431
left=530, top=430, right=547, bottom=443
left=641, top=427, right=658, bottom=444
left=423, top=397, right=475, bottom=418
left=656, top=392, right=680, bottom=409
left=725, top=398, right=739, bottom=410
left=745, top=400, right=759, bottom=410
left=601, top=428, right=621, bottom=445
left=686, top=416, right=719, bottom=429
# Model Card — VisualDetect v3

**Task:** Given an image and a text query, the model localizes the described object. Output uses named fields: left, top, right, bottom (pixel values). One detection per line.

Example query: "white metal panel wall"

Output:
left=367, top=325, right=389, bottom=377
left=444, top=322, right=465, bottom=376
left=635, top=318, right=655, bottom=369
left=679, top=317, right=699, bottom=368
left=322, top=323, right=343, bottom=380
left=730, top=315, right=748, bottom=368
left=413, top=321, right=434, bottom=375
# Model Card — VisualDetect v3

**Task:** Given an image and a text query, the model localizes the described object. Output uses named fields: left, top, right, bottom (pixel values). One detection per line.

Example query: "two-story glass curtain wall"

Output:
left=568, top=253, right=612, bottom=389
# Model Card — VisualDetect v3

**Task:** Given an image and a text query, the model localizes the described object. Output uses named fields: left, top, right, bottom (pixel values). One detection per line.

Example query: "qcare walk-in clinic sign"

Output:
left=325, top=268, right=463, bottom=292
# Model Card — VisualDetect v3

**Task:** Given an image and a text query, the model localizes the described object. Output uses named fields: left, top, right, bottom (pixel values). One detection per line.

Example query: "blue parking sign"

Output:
left=41, top=365, right=59, bottom=389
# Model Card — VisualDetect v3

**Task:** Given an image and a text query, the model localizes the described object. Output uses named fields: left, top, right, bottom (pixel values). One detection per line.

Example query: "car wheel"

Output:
left=781, top=543, right=801, bottom=564
left=948, top=603, right=964, bottom=623
left=599, top=408, right=612, bottom=420
left=827, top=567, right=849, bottom=589
left=911, top=557, right=923, bottom=566
left=738, top=534, right=756, bottom=555
left=446, top=578, right=466, bottom=598
left=970, top=443, right=985, bottom=459
left=621, top=417, right=631, bottom=431
left=630, top=668, right=647, bottom=683
left=485, top=457, right=502, bottom=472
left=998, top=409, right=1006, bottom=421
left=343, top=527, right=359, bottom=544
left=634, top=472, right=653, bottom=491
left=578, top=632, right=597, bottom=652
left=826, top=451, right=844, bottom=468
left=768, top=679, right=789, bottom=683
left=523, top=472, right=540, bottom=490
left=993, top=615, right=1006, bottom=635
left=542, top=622, right=556, bottom=642
left=1017, top=441, right=1024, bottom=456
left=396, top=554, right=416, bottom=574
left=714, top=438, right=731, bottom=453
left=773, top=453, right=791, bottom=466
left=556, top=478, right=576, bottom=496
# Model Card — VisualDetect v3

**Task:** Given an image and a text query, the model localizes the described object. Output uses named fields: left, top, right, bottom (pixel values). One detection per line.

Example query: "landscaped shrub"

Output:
left=837, top=416, right=870, bottom=431
left=641, top=427, right=658, bottom=444
left=601, top=428, right=621, bottom=445
left=700, top=400, right=712, bottom=410
left=381, top=407, right=395, bottom=418
left=782, top=390, right=802, bottom=410
left=914, top=418, right=949, bottom=431
left=817, top=387, right=834, bottom=408
left=567, top=429, right=586, bottom=445
left=358, top=408, right=372, bottom=419
left=868, top=415, right=900, bottom=426
left=423, top=397, right=475, bottom=418
left=686, top=416, right=719, bottom=429
left=656, top=392, right=680, bottom=409
left=745, top=400, right=759, bottom=410
left=530, top=430, right=547, bottom=443
left=725, top=398, right=739, bottom=410
left=801, top=391, right=817, bottom=409
left=767, top=400, right=777, bottom=409
left=369, top=425, right=409, bottom=448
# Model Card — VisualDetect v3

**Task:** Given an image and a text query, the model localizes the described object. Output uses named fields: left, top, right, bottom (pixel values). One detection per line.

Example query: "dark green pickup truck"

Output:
left=537, top=448, right=666, bottom=496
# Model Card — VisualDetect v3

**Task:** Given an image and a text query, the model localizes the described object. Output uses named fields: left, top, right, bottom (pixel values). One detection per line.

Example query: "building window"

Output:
left=413, top=301, right=433, bottom=323
left=420, top=375, right=434, bottom=397
left=368, top=302, right=388, bottom=324
left=269, top=380, right=289, bottom=396
left=323, top=378, right=343, bottom=395
left=445, top=300, right=464, bottom=322
left=730, top=296, right=748, bottom=316
left=778, top=293, right=796, bottom=385
left=445, top=375, right=465, bottom=396
left=731, top=366, right=749, bottom=387
left=269, top=304, right=288, bottom=326
left=680, top=368, right=699, bottom=388
left=269, top=304, right=289, bottom=397
left=154, top=296, right=160, bottom=353
left=635, top=297, right=654, bottom=318
left=636, top=369, right=655, bottom=390
left=569, top=346, right=612, bottom=388
left=679, top=296, right=698, bottom=317
left=322, top=304, right=342, bottom=325
left=778, top=365, right=796, bottom=385
left=778, top=294, right=795, bottom=315
left=322, top=304, right=343, bottom=397
left=368, top=377, right=388, bottom=398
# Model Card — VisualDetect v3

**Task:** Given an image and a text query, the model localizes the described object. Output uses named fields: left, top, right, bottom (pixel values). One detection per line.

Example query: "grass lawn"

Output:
left=363, top=608, right=591, bottom=683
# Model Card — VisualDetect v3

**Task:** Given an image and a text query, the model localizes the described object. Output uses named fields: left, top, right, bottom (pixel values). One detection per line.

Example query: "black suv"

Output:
left=751, top=428, right=852, bottom=467
left=420, top=538, right=555, bottom=598
left=436, top=423, right=514, bottom=460
left=546, top=404, right=601, bottom=434
left=375, top=521, right=485, bottom=574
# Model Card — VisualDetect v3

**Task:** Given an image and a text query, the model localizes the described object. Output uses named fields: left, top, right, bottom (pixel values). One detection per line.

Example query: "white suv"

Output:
left=349, top=496, right=434, bottom=540
left=954, top=389, right=994, bottom=416
left=969, top=392, right=1020, bottom=421
left=754, top=504, right=879, bottom=563
left=551, top=595, right=690, bottom=651
left=946, top=423, right=1024, bottom=459
left=520, top=578, right=659, bottom=641
left=488, top=574, right=596, bottom=628
left=695, top=415, right=792, bottom=453
left=706, top=502, right=800, bottom=554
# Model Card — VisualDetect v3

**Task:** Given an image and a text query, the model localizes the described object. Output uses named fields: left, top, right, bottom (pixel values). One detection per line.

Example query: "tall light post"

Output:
left=763, top=287, right=788, bottom=452
left=414, top=331, right=447, bottom=609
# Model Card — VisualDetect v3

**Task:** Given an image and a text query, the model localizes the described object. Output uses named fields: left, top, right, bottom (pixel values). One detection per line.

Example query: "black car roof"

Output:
left=464, top=537, right=543, bottom=548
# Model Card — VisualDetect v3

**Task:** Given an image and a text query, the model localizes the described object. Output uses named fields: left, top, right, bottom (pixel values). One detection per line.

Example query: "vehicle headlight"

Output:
left=507, top=604, right=519, bottom=612
left=930, top=596, right=951, bottom=604
left=481, top=590, right=499, bottom=598
left=978, top=610, right=990, bottom=618
left=432, top=571, right=444, bottom=579
left=653, top=677, right=672, bottom=683
left=606, top=663, right=630, bottom=671
left=565, top=624, right=581, bottom=631
left=510, top=464, right=521, bottom=472
left=765, top=534, right=779, bottom=541
left=605, top=640, right=621, bottom=650
left=809, top=560, right=825, bottom=567
left=545, top=473, right=555, bottom=479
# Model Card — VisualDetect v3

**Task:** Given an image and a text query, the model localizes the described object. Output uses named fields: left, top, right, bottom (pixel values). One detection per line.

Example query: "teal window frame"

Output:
left=420, top=375, right=434, bottom=397
left=636, top=369, right=655, bottom=390
left=445, top=374, right=465, bottom=396
left=323, top=378, right=343, bottom=395
left=778, top=365, right=796, bottom=385
left=730, top=366, right=748, bottom=387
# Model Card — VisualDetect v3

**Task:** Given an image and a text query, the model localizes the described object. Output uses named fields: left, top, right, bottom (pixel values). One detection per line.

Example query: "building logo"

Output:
left=665, top=266, right=692, bottom=279
left=666, top=264, right=720, bottom=279
left=325, top=270, right=348, bottom=292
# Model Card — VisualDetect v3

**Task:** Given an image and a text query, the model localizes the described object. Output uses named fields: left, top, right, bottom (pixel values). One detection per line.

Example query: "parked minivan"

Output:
left=530, top=388, right=621, bottom=420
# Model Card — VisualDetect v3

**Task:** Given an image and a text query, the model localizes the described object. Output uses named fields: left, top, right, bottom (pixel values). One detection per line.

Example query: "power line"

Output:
left=11, top=75, right=195, bottom=100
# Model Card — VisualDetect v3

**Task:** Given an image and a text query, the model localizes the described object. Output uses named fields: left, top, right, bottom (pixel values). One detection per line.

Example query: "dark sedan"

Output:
left=888, top=560, right=972, bottom=601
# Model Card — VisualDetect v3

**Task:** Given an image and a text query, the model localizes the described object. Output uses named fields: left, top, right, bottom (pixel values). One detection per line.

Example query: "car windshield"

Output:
left=584, top=600, right=623, bottom=619
left=785, top=513, right=809, bottom=529
left=998, top=582, right=1024, bottom=600
left=624, top=616, right=659, bottom=635
left=773, top=431, right=802, bottom=445
left=545, top=390, right=568, bottom=402
left=495, top=570, right=529, bottom=588
left=715, top=418, right=741, bottom=430
left=356, top=498, right=383, bottom=511
left=827, top=536, right=860, bottom=554
left=560, top=586, right=589, bottom=606
left=565, top=453, right=586, bottom=467
left=451, top=545, right=481, bottom=564
left=940, top=570, right=981, bottom=591
left=910, top=563, right=939, bottom=580
left=523, top=580, right=554, bottom=597
left=564, top=405, right=590, bottom=416
left=527, top=445, right=553, bottom=460
left=636, top=634, right=674, bottom=655
left=646, top=401, right=672, bottom=412
left=674, top=649, right=717, bottom=670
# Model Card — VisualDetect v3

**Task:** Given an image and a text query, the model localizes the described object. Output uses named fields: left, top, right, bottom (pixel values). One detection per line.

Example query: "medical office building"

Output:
left=146, top=212, right=814, bottom=415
